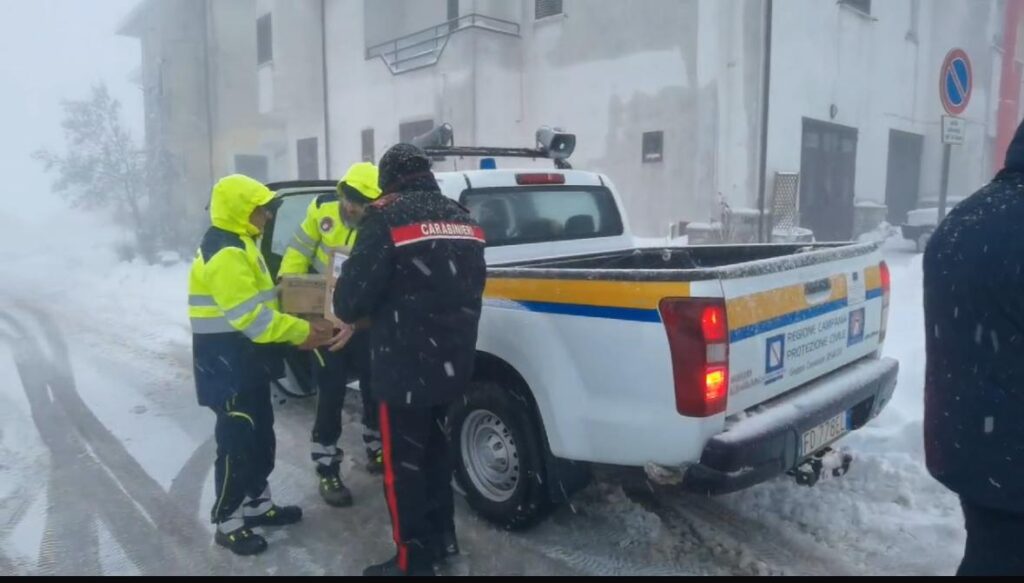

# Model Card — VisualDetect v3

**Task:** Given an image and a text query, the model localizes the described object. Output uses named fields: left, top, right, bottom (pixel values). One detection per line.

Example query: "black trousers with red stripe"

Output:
left=379, top=402, right=456, bottom=569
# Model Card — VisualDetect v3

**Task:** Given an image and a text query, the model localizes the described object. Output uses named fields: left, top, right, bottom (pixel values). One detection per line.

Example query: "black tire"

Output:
left=449, top=380, right=552, bottom=530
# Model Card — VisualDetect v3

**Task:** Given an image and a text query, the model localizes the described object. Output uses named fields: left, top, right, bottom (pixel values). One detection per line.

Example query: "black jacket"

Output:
left=333, top=176, right=487, bottom=407
left=924, top=121, right=1024, bottom=513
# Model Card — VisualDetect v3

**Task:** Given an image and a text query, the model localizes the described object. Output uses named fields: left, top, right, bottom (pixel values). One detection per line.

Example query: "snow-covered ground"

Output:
left=0, top=205, right=964, bottom=575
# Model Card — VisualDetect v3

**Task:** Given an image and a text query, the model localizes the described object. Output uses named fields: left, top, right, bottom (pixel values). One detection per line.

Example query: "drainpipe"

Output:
left=995, top=0, right=1024, bottom=173
left=202, top=0, right=215, bottom=186
left=756, top=0, right=773, bottom=243
left=321, top=0, right=332, bottom=178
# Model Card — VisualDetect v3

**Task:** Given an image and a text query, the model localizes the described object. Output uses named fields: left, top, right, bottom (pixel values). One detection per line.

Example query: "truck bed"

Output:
left=492, top=243, right=876, bottom=281
left=483, top=240, right=888, bottom=424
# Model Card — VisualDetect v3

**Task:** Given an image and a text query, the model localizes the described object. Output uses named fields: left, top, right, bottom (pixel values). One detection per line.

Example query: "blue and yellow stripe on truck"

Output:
left=484, top=279, right=689, bottom=323
left=485, top=265, right=883, bottom=340
left=727, top=266, right=883, bottom=342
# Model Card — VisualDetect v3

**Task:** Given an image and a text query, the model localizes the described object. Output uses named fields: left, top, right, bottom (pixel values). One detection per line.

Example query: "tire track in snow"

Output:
left=0, top=309, right=203, bottom=575
left=617, top=475, right=857, bottom=577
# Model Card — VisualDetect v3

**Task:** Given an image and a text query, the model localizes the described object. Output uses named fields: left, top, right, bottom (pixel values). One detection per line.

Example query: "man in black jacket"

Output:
left=924, top=119, right=1024, bottom=576
left=334, top=143, right=487, bottom=577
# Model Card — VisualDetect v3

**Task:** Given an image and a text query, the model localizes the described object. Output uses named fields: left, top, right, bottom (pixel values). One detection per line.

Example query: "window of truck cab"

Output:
left=460, top=186, right=624, bottom=248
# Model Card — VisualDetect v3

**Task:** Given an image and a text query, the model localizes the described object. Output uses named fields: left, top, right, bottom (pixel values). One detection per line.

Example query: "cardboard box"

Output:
left=279, top=275, right=328, bottom=317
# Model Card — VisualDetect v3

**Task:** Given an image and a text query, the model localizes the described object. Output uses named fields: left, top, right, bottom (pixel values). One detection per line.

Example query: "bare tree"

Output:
left=34, top=83, right=153, bottom=258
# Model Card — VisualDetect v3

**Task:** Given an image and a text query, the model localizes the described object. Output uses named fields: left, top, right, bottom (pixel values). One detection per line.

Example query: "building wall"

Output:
left=327, top=0, right=766, bottom=237
left=128, top=0, right=1011, bottom=241
left=767, top=0, right=1001, bottom=227
left=125, top=0, right=214, bottom=237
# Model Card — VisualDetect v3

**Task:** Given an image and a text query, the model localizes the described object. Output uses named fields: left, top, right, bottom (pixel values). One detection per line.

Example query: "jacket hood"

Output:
left=209, top=174, right=275, bottom=237
left=338, top=162, right=382, bottom=203
left=1005, top=120, right=1024, bottom=174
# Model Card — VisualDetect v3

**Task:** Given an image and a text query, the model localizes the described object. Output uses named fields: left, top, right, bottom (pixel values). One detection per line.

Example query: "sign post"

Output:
left=938, top=49, right=972, bottom=224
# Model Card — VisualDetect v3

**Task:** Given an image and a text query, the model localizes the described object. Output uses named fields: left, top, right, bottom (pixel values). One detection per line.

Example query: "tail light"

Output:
left=659, top=299, right=729, bottom=417
left=880, top=261, right=891, bottom=342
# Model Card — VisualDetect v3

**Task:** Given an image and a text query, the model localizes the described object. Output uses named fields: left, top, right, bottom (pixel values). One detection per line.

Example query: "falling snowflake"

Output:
left=412, top=258, right=432, bottom=276
left=449, top=260, right=458, bottom=275
left=444, top=362, right=455, bottom=377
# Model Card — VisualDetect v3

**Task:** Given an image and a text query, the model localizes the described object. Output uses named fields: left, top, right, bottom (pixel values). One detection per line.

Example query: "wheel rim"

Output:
left=461, top=409, right=520, bottom=503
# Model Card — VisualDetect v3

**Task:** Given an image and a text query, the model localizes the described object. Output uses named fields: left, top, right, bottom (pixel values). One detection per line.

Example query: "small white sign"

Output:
left=942, top=116, right=966, bottom=145
left=847, top=271, right=866, bottom=306
left=332, top=253, right=348, bottom=279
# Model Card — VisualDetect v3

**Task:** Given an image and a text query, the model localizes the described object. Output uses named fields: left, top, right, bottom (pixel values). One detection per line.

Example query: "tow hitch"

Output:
left=789, top=447, right=854, bottom=487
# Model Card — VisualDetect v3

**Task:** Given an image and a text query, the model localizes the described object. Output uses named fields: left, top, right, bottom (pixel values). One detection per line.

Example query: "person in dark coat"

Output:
left=924, top=119, right=1024, bottom=576
left=333, top=143, right=487, bottom=576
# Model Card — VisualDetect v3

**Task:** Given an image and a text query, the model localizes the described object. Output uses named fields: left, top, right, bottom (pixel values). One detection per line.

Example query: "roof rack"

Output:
left=413, top=124, right=576, bottom=170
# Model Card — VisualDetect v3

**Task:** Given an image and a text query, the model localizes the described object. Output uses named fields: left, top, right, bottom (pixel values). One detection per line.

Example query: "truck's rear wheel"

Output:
left=450, top=380, right=552, bottom=530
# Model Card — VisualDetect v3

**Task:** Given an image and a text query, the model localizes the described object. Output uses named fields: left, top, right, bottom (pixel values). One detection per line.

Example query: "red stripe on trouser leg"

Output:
left=379, top=403, right=408, bottom=573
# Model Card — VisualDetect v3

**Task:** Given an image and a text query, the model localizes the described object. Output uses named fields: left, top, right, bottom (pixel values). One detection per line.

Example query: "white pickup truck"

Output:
left=262, top=129, right=898, bottom=530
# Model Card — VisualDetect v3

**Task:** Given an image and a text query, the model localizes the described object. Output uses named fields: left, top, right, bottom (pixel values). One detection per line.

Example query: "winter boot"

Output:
left=365, top=447, right=384, bottom=475
left=364, top=429, right=384, bottom=475
left=318, top=470, right=354, bottom=508
left=242, top=486, right=303, bottom=528
left=433, top=531, right=460, bottom=561
left=214, top=517, right=267, bottom=556
left=363, top=555, right=435, bottom=577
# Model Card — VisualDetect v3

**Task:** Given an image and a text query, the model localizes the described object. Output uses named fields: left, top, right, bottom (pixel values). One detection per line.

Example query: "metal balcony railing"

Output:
left=365, top=13, right=520, bottom=75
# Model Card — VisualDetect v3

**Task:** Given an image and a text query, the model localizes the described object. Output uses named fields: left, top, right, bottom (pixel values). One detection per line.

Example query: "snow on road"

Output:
left=0, top=206, right=965, bottom=575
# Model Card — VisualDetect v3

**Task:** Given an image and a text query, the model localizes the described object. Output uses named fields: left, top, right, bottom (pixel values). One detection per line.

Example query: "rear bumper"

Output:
left=680, top=356, right=899, bottom=495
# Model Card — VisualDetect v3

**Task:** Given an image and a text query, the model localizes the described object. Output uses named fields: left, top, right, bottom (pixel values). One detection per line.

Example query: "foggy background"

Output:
left=0, top=0, right=140, bottom=217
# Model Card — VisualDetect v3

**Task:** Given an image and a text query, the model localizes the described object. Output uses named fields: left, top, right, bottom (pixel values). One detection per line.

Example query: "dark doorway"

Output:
left=800, top=119, right=858, bottom=241
left=884, top=130, right=924, bottom=225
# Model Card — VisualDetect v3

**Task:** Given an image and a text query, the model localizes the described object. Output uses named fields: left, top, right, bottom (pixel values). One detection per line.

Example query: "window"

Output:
left=257, top=14, right=273, bottom=65
left=462, top=187, right=625, bottom=247
left=269, top=193, right=320, bottom=257
left=535, top=0, right=563, bottom=20
left=448, top=0, right=460, bottom=32
left=399, top=119, right=435, bottom=144
left=838, top=0, right=871, bottom=15
left=297, top=138, right=319, bottom=180
left=642, top=131, right=664, bottom=163
left=362, top=129, right=375, bottom=163
left=234, top=154, right=269, bottom=183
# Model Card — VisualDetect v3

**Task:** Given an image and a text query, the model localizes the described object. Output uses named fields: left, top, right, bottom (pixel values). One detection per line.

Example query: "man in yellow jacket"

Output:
left=190, top=174, right=332, bottom=556
left=279, top=162, right=384, bottom=507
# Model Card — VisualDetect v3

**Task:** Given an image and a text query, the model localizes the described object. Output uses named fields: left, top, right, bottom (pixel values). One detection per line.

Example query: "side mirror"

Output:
left=537, top=126, right=576, bottom=160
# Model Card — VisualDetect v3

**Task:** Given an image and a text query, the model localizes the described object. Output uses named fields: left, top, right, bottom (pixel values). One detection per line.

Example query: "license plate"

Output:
left=801, top=411, right=850, bottom=457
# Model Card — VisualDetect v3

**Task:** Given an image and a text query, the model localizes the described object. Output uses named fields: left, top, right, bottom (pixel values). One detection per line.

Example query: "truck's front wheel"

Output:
left=449, top=381, right=552, bottom=530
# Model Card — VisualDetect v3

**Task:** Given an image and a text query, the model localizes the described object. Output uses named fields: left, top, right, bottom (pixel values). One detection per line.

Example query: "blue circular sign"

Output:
left=941, top=49, right=972, bottom=115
